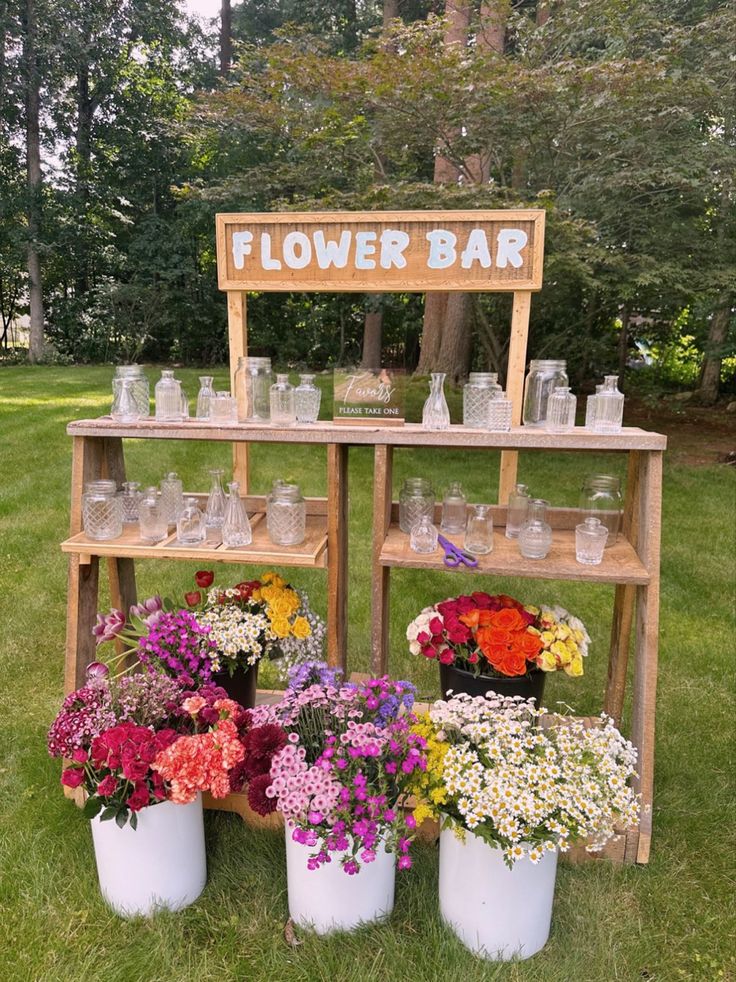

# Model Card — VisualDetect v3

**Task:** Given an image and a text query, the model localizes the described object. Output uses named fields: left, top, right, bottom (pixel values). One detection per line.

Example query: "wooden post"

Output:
left=371, top=445, right=393, bottom=674
left=227, top=290, right=249, bottom=490
left=630, top=450, right=663, bottom=864
left=326, top=443, right=348, bottom=670
left=498, top=290, right=531, bottom=503
left=102, top=437, right=137, bottom=621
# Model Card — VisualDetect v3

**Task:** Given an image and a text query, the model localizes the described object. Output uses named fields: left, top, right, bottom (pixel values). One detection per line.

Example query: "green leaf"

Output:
left=82, top=796, right=103, bottom=820
left=115, top=809, right=129, bottom=829
left=100, top=805, right=118, bottom=822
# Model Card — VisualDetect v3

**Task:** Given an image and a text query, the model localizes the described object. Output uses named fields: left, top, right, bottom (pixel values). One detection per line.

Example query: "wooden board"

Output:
left=216, top=210, right=545, bottom=293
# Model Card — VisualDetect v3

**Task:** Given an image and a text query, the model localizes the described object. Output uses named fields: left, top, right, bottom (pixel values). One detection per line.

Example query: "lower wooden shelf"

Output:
left=61, top=513, right=328, bottom=569
left=379, top=523, right=650, bottom=585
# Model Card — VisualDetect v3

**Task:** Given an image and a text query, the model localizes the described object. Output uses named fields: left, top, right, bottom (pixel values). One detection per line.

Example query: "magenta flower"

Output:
left=92, top=608, right=126, bottom=645
left=129, top=595, right=164, bottom=626
left=85, top=661, right=109, bottom=680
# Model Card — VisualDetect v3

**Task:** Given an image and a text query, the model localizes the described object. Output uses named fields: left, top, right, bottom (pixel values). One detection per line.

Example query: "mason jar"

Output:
left=235, top=356, right=272, bottom=422
left=399, top=478, right=435, bottom=534
left=522, top=360, right=568, bottom=427
left=463, top=372, right=500, bottom=428
left=82, top=480, right=123, bottom=541
left=267, top=483, right=306, bottom=546
left=113, top=365, right=149, bottom=419
left=579, top=474, right=623, bottom=547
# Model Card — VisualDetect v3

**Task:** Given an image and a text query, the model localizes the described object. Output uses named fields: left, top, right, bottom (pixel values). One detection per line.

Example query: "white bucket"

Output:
left=90, top=795, right=207, bottom=918
left=285, top=828, right=396, bottom=934
left=439, top=825, right=558, bottom=960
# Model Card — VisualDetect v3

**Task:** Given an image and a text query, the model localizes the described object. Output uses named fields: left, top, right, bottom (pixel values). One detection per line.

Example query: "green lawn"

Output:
left=0, top=366, right=733, bottom=982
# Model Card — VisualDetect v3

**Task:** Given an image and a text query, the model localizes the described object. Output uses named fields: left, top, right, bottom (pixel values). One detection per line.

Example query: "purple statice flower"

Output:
left=47, top=680, right=116, bottom=757
left=129, top=595, right=164, bottom=627
left=92, top=608, right=126, bottom=645
left=112, top=672, right=184, bottom=727
left=136, top=609, right=216, bottom=686
left=287, top=660, right=344, bottom=693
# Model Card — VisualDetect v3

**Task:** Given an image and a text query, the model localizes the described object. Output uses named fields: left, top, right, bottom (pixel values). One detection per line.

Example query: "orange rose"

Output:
left=491, top=607, right=525, bottom=631
left=485, top=646, right=528, bottom=677
left=519, top=631, right=543, bottom=656
left=459, top=609, right=480, bottom=629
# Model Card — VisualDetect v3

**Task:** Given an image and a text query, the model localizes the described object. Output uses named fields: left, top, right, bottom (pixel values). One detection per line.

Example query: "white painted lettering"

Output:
left=495, top=228, right=527, bottom=269
left=313, top=230, right=352, bottom=269
left=354, top=232, right=377, bottom=270
left=232, top=231, right=253, bottom=270
left=460, top=228, right=492, bottom=269
left=426, top=229, right=457, bottom=269
left=379, top=229, right=410, bottom=269
left=282, top=231, right=312, bottom=269
left=260, top=232, right=281, bottom=270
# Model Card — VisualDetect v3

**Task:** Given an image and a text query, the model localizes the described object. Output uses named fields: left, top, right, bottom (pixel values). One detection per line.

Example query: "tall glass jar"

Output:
left=522, top=360, right=568, bottom=427
left=235, top=356, right=272, bottom=422
left=592, top=375, right=625, bottom=433
left=267, top=483, right=306, bottom=546
left=113, top=366, right=149, bottom=419
left=196, top=376, right=215, bottom=420
left=545, top=386, right=577, bottom=432
left=585, top=384, right=603, bottom=429
left=580, top=474, right=622, bottom=547
left=505, top=483, right=529, bottom=539
left=119, top=481, right=141, bottom=523
left=82, top=480, right=123, bottom=541
left=204, top=468, right=226, bottom=530
left=138, top=487, right=167, bottom=543
left=159, top=472, right=184, bottom=526
left=399, top=478, right=435, bottom=533
left=155, top=370, right=183, bottom=422
left=487, top=390, right=513, bottom=431
left=518, top=498, right=552, bottom=560
left=440, top=482, right=467, bottom=534
left=295, top=374, right=321, bottom=423
left=270, top=374, right=296, bottom=425
left=465, top=504, right=494, bottom=555
left=422, top=373, right=451, bottom=430
left=462, top=373, right=500, bottom=428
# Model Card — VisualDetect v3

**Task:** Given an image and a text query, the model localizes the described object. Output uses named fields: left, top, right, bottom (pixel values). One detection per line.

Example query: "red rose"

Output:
left=421, top=644, right=437, bottom=659
left=429, top=617, right=444, bottom=637
left=438, top=649, right=455, bottom=665
left=471, top=592, right=493, bottom=609
left=185, top=591, right=201, bottom=607
left=61, top=767, right=85, bottom=788
left=467, top=651, right=479, bottom=664
left=195, top=570, right=214, bottom=588
left=96, top=775, right=118, bottom=797
left=455, top=595, right=476, bottom=614
left=126, top=783, right=151, bottom=812
left=235, top=580, right=260, bottom=599
left=416, top=631, right=431, bottom=645
left=72, top=748, right=88, bottom=763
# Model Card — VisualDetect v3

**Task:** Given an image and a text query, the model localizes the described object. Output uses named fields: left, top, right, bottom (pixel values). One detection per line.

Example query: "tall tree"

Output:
left=22, top=0, right=44, bottom=362
left=220, top=0, right=232, bottom=75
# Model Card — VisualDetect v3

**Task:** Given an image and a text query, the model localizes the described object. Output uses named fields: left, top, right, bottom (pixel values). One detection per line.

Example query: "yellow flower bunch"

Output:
left=407, top=714, right=450, bottom=827
left=259, top=572, right=311, bottom=641
left=525, top=604, right=590, bottom=677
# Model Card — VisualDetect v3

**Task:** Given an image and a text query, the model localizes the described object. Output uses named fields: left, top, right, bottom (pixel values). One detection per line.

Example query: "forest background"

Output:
left=1, top=0, right=734, bottom=403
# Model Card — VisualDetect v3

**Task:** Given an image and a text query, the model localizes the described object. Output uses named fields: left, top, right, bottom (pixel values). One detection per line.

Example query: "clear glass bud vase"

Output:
left=295, top=374, right=321, bottom=423
left=545, top=386, right=576, bottom=432
left=155, top=370, right=183, bottom=422
left=440, top=482, right=467, bottom=534
left=505, top=483, right=529, bottom=539
left=422, top=373, right=451, bottom=430
left=196, top=376, right=215, bottom=420
left=270, top=374, right=296, bottom=425
left=177, top=497, right=205, bottom=545
left=204, top=468, right=227, bottom=530
left=592, top=375, right=625, bottom=433
left=222, top=481, right=252, bottom=547
left=518, top=498, right=552, bottom=560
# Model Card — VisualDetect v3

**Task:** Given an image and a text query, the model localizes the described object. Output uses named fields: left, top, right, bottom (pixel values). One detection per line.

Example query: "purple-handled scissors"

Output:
left=437, top=534, right=478, bottom=569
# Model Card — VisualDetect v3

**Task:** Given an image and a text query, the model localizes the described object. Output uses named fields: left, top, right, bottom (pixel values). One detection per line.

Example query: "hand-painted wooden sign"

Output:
left=332, top=368, right=406, bottom=425
left=216, top=210, right=545, bottom=292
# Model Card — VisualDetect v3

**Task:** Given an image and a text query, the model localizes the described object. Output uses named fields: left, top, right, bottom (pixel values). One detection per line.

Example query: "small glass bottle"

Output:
left=111, top=377, right=139, bottom=423
left=545, top=386, right=577, bottom=432
left=222, top=480, right=253, bottom=547
left=440, top=482, right=467, bottom=534
left=522, top=359, right=568, bottom=426
left=267, top=483, right=306, bottom=546
left=196, top=376, right=215, bottom=420
left=113, top=366, right=149, bottom=418
left=159, top=472, right=184, bottom=526
left=82, top=480, right=123, bottom=541
left=422, top=372, right=451, bottom=430
left=270, top=374, right=296, bottom=425
left=463, top=372, right=500, bottom=428
left=138, top=487, right=167, bottom=543
left=155, top=370, right=183, bottom=422
left=487, top=390, right=513, bottom=431
left=505, top=483, right=530, bottom=539
left=119, top=481, right=141, bottom=523
left=235, top=356, right=273, bottom=422
left=575, top=516, right=609, bottom=565
left=592, top=375, right=625, bottom=433
left=210, top=391, right=238, bottom=424
left=465, top=504, right=493, bottom=555
left=585, top=384, right=603, bottom=429
left=580, top=474, right=623, bottom=547
left=518, top=499, right=553, bottom=560
left=294, top=374, right=321, bottom=423
left=177, top=497, right=206, bottom=545
left=410, top=514, right=439, bottom=553
left=204, top=468, right=227, bottom=530
left=399, top=478, right=435, bottom=534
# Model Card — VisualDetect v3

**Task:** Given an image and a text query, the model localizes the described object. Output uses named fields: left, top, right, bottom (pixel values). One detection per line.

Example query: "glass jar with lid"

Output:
left=463, top=372, right=500, bottom=428
left=399, top=478, right=435, bottom=534
left=267, top=483, right=306, bottom=546
left=82, top=480, right=123, bottom=541
left=579, top=474, right=622, bottom=547
left=113, top=365, right=149, bottom=419
left=235, top=356, right=272, bottom=422
left=522, top=360, right=568, bottom=427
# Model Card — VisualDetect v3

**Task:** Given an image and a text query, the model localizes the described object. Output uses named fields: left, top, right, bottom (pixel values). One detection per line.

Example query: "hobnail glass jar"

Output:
left=580, top=474, right=622, bottom=547
left=463, top=373, right=500, bottom=428
left=113, top=366, right=149, bottom=419
left=222, top=481, right=253, bottom=547
left=592, top=375, right=625, bottom=433
left=505, top=483, right=530, bottom=539
left=159, top=472, right=184, bottom=526
left=177, top=497, right=206, bottom=545
left=585, top=384, right=603, bottom=429
left=111, top=377, right=139, bottom=423
left=422, top=373, right=451, bottom=430
left=119, top=481, right=141, bottom=523
left=204, top=468, right=226, bottom=530
left=464, top=504, right=493, bottom=555
left=295, top=374, right=321, bottom=423
left=155, top=370, right=184, bottom=422
left=82, top=480, right=122, bottom=541
left=138, top=487, right=167, bottom=543
left=196, top=376, right=215, bottom=420
left=522, top=360, right=568, bottom=427
left=545, top=386, right=577, bottom=433
left=399, top=478, right=435, bottom=534
left=575, top=516, right=609, bottom=565
left=487, top=391, right=513, bottom=432
left=518, top=498, right=552, bottom=560
left=270, top=374, right=296, bottom=425
left=410, top=514, right=439, bottom=553
left=440, top=482, right=467, bottom=534
left=267, top=483, right=306, bottom=546
left=235, top=356, right=272, bottom=422
left=210, top=391, right=238, bottom=425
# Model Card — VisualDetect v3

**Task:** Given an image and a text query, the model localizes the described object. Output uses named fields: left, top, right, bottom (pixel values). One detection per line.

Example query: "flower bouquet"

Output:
left=407, top=693, right=639, bottom=960
left=255, top=661, right=427, bottom=933
left=406, top=591, right=590, bottom=703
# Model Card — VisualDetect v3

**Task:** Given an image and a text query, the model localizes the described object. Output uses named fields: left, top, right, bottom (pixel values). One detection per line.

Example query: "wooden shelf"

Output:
left=66, top=417, right=667, bottom=452
left=379, top=523, right=650, bottom=585
left=61, top=512, right=328, bottom=568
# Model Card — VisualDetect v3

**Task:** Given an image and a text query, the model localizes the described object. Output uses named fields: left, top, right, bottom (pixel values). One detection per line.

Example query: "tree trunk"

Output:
left=536, top=0, right=552, bottom=26
left=617, top=303, right=630, bottom=385
left=698, top=299, right=732, bottom=405
left=220, top=0, right=232, bottom=75
left=383, top=0, right=399, bottom=24
left=437, top=293, right=473, bottom=382
left=361, top=309, right=384, bottom=368
left=23, top=0, right=44, bottom=362
left=75, top=61, right=92, bottom=297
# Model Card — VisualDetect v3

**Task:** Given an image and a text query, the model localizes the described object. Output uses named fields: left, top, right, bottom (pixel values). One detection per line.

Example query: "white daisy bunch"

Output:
left=428, top=693, right=639, bottom=867
left=198, top=593, right=274, bottom=671
left=272, top=591, right=326, bottom=681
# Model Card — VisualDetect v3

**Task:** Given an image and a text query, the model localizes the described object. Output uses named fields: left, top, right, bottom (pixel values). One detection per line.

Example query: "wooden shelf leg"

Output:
left=228, top=290, right=249, bottom=490
left=498, top=290, right=531, bottom=504
left=65, top=554, right=101, bottom=693
left=371, top=445, right=393, bottom=675
left=102, top=437, right=138, bottom=666
left=327, top=443, right=348, bottom=670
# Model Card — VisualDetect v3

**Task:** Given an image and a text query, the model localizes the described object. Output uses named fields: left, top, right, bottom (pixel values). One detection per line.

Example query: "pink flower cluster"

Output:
left=47, top=681, right=116, bottom=757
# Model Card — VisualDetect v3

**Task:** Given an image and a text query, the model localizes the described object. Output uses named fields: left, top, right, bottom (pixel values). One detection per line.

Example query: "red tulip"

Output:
left=194, top=570, right=214, bottom=588
left=185, top=591, right=202, bottom=607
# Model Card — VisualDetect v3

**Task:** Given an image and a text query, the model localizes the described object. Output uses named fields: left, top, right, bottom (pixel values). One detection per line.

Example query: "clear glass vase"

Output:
left=222, top=481, right=252, bottom=547
left=545, top=386, right=576, bottom=432
left=177, top=497, right=206, bottom=545
left=111, top=377, right=139, bottom=423
left=464, top=504, right=493, bottom=555
left=463, top=373, right=500, bottom=428
left=235, top=356, right=272, bottom=422
left=575, top=516, right=609, bottom=565
left=270, top=374, right=296, bottom=426
left=204, top=468, right=226, bottom=530
left=267, top=483, right=306, bottom=546
left=82, top=480, right=123, bottom=541
left=585, top=384, right=603, bottom=429
left=410, top=514, right=439, bottom=553
left=522, top=360, right=568, bottom=426
left=592, top=375, right=624, bottom=433
left=155, top=370, right=183, bottom=422
left=119, top=481, right=141, bottom=523
left=138, top=487, right=167, bottom=543
left=440, top=482, right=467, bottom=534
left=196, top=376, right=215, bottom=420
left=505, top=483, right=530, bottom=539
left=210, top=391, right=238, bottom=424
left=159, top=472, right=184, bottom=526
left=422, top=373, right=451, bottom=430
left=487, top=391, right=513, bottom=431
left=399, top=478, right=435, bottom=534
left=580, top=474, right=622, bottom=547
left=295, top=374, right=321, bottom=423
left=518, top=499, right=552, bottom=560
left=113, top=366, right=149, bottom=419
